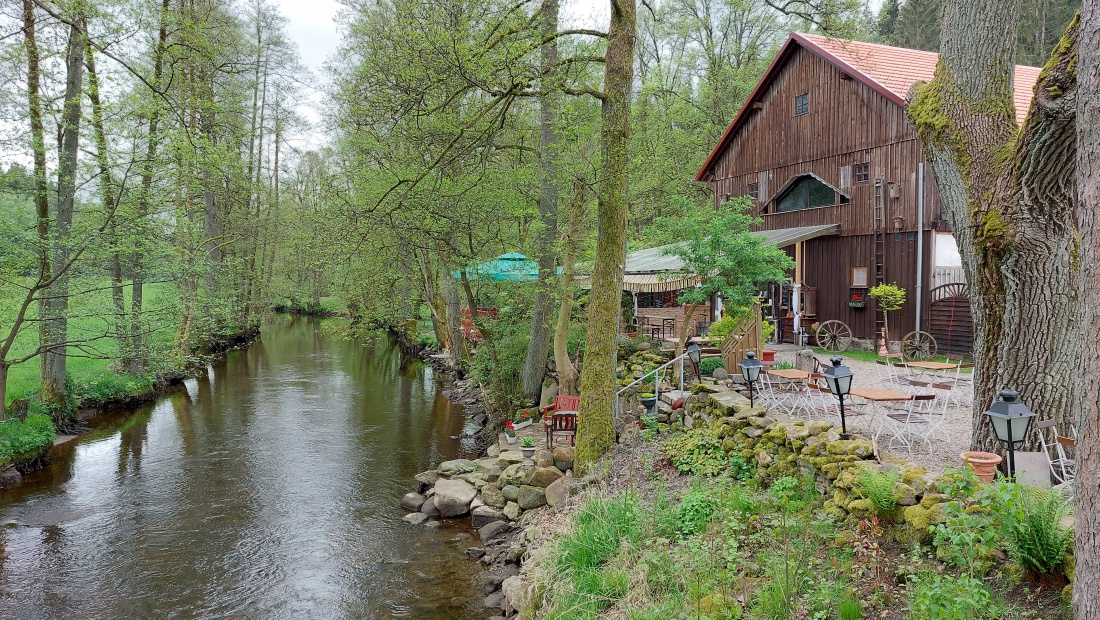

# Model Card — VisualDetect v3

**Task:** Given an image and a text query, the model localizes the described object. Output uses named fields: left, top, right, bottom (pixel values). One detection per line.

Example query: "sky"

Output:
left=276, top=0, right=611, bottom=147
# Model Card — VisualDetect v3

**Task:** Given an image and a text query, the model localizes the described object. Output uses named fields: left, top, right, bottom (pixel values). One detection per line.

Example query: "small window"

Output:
left=746, top=182, right=759, bottom=201
left=851, top=266, right=869, bottom=288
left=794, top=93, right=808, bottom=116
left=854, top=162, right=870, bottom=183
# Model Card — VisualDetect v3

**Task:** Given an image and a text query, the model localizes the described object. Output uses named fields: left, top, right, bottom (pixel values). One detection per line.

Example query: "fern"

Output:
left=1007, top=486, right=1073, bottom=575
left=858, top=468, right=900, bottom=518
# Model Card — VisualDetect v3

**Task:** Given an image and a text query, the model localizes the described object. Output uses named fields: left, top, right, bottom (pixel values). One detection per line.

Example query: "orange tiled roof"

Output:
left=695, top=33, right=1043, bottom=181
left=799, top=33, right=1041, bottom=125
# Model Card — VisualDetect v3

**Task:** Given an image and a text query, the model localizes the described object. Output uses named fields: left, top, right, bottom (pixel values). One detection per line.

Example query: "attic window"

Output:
left=774, top=174, right=849, bottom=212
left=854, top=162, right=870, bottom=184
left=795, top=93, right=808, bottom=116
left=746, top=182, right=759, bottom=201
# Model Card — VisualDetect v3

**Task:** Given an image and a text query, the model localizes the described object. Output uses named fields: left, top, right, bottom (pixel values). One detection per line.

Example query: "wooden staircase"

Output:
left=721, top=302, right=763, bottom=372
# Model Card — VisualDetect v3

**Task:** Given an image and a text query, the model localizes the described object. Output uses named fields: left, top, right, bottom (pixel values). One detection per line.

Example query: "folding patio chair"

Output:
left=1037, top=419, right=1076, bottom=487
left=874, top=389, right=942, bottom=454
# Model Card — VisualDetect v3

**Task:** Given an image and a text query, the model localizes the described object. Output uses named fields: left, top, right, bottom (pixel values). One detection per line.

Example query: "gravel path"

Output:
left=766, top=348, right=974, bottom=473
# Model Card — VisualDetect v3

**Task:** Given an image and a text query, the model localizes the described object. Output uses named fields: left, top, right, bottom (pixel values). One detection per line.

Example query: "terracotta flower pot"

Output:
left=961, top=451, right=1003, bottom=483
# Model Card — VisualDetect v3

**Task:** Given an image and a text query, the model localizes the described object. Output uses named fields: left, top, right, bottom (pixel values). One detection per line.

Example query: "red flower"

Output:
left=505, top=421, right=515, bottom=430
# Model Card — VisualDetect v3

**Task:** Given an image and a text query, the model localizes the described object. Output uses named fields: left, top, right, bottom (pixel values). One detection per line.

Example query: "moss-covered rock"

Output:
left=847, top=499, right=876, bottom=519
left=903, top=505, right=932, bottom=532
left=893, top=483, right=918, bottom=506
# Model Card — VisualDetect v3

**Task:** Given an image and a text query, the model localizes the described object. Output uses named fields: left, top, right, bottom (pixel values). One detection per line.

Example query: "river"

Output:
left=0, top=316, right=481, bottom=619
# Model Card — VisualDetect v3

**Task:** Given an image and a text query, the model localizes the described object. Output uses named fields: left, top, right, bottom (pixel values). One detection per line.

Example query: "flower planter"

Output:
left=961, top=451, right=1003, bottom=483
left=761, top=350, right=777, bottom=363
left=512, top=420, right=533, bottom=431
left=640, top=397, right=658, bottom=410
left=520, top=447, right=536, bottom=459
left=848, top=300, right=866, bottom=308
left=505, top=434, right=517, bottom=444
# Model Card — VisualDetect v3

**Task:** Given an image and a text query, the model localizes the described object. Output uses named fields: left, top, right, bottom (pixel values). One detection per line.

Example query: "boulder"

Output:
left=478, top=519, right=511, bottom=543
left=472, top=506, right=506, bottom=529
left=545, top=476, right=571, bottom=508
left=484, top=591, right=505, bottom=609
left=486, top=443, right=502, bottom=458
left=552, top=446, right=574, bottom=471
left=535, top=449, right=555, bottom=468
left=414, top=470, right=441, bottom=488
left=498, top=450, right=525, bottom=465
left=712, top=367, right=729, bottom=380
left=517, top=485, right=547, bottom=510
left=419, top=496, right=440, bottom=517
left=402, top=512, right=428, bottom=525
left=502, top=485, right=520, bottom=502
left=475, top=458, right=504, bottom=480
left=439, top=459, right=477, bottom=476
left=480, top=485, right=507, bottom=509
left=434, top=479, right=478, bottom=517
left=401, top=492, right=426, bottom=511
left=498, top=464, right=532, bottom=488
left=527, top=466, right=563, bottom=489
left=503, top=502, right=521, bottom=521
left=502, top=576, right=533, bottom=615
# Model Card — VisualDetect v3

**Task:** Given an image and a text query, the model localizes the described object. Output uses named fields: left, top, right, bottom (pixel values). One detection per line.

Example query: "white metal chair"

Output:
left=1037, top=419, right=1077, bottom=487
left=874, top=388, right=943, bottom=454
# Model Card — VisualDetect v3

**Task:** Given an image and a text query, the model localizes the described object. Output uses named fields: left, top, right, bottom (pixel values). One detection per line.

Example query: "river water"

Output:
left=0, top=317, right=481, bottom=619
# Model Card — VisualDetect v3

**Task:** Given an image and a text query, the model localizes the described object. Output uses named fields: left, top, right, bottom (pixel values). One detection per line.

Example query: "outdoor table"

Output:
left=901, top=361, right=963, bottom=371
left=766, top=369, right=812, bottom=380
left=851, top=387, right=925, bottom=449
left=764, top=369, right=814, bottom=415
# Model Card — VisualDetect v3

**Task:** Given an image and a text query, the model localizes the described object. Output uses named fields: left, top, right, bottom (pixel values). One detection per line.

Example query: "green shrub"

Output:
left=1006, top=486, right=1074, bottom=576
left=698, top=357, right=725, bottom=375
left=557, top=493, right=641, bottom=573
left=673, top=485, right=720, bottom=538
left=907, top=573, right=992, bottom=620
left=707, top=316, right=738, bottom=344
left=838, top=597, right=863, bottom=620
left=0, top=413, right=55, bottom=464
left=858, top=468, right=900, bottom=518
left=662, top=427, right=729, bottom=476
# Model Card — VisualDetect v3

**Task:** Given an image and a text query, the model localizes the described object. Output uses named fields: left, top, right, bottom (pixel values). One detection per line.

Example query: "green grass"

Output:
left=0, top=413, right=55, bottom=465
left=3, top=280, right=178, bottom=406
left=810, top=347, right=962, bottom=366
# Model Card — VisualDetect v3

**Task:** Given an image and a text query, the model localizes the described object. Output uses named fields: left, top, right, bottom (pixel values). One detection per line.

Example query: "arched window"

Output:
left=773, top=174, right=849, bottom=212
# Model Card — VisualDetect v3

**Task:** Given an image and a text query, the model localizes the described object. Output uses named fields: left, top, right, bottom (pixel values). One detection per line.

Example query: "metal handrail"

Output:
left=613, top=351, right=692, bottom=421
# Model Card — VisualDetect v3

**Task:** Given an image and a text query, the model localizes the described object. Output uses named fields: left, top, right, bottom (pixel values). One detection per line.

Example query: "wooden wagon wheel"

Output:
left=902, top=330, right=938, bottom=360
left=815, top=320, right=852, bottom=352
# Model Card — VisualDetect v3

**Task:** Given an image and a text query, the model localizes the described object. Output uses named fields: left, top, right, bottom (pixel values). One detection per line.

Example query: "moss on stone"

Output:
left=903, top=505, right=932, bottom=532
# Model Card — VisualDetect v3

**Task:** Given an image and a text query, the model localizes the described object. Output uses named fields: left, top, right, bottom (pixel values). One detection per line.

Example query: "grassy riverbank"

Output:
left=513, top=410, right=1073, bottom=619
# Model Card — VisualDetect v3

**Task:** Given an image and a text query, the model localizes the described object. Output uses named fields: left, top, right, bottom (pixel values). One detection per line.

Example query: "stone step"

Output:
left=659, top=390, right=690, bottom=404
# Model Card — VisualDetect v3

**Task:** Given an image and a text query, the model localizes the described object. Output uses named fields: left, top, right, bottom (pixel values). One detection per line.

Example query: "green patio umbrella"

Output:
left=457, top=253, right=560, bottom=282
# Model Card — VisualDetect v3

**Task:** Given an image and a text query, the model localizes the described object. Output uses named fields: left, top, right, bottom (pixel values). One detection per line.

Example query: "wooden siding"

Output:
left=795, top=232, right=933, bottom=340
left=708, top=46, right=945, bottom=236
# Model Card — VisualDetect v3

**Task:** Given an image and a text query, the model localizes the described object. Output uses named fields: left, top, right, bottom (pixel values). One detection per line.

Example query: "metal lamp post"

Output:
left=738, top=351, right=764, bottom=408
left=687, top=340, right=702, bottom=382
left=984, top=389, right=1036, bottom=479
left=823, top=356, right=854, bottom=440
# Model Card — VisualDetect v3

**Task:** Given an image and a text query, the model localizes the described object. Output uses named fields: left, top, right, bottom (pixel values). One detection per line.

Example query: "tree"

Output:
left=876, top=0, right=900, bottom=41
left=891, top=0, right=942, bottom=50
left=575, top=0, right=637, bottom=472
left=1074, top=2, right=1099, bottom=614
left=868, top=282, right=906, bottom=347
left=659, top=197, right=794, bottom=362
left=907, top=1, right=1078, bottom=453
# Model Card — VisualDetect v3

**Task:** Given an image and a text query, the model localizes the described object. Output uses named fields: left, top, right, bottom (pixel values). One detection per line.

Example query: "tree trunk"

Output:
left=1075, top=3, right=1099, bottom=615
left=86, top=44, right=131, bottom=370
left=576, top=0, right=635, bottom=471
left=520, top=0, right=562, bottom=401
left=444, top=278, right=465, bottom=367
left=553, top=181, right=585, bottom=397
left=130, top=0, right=171, bottom=374
left=42, top=16, right=86, bottom=409
left=0, top=363, right=8, bottom=421
left=674, top=301, right=702, bottom=381
left=908, top=0, right=1079, bottom=453
left=23, top=0, right=50, bottom=382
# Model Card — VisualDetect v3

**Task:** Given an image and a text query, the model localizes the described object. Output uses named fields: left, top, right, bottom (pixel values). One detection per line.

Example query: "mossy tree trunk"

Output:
left=576, top=0, right=635, bottom=472
left=521, top=0, right=562, bottom=402
left=554, top=181, right=587, bottom=397
left=908, top=1, right=1079, bottom=453
left=1074, top=2, right=1100, bottom=615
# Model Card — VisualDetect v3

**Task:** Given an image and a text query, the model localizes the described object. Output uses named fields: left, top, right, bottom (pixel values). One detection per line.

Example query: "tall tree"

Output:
left=908, top=1, right=1079, bottom=452
left=576, top=0, right=636, bottom=471
left=1074, top=1, right=1099, bottom=614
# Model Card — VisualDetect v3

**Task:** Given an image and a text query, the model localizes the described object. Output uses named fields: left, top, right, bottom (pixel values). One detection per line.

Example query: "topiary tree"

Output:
left=869, top=282, right=906, bottom=349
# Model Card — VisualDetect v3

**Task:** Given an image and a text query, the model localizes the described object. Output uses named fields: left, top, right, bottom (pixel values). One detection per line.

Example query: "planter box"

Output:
left=512, top=420, right=533, bottom=431
left=505, top=435, right=517, bottom=444
left=761, top=350, right=777, bottom=363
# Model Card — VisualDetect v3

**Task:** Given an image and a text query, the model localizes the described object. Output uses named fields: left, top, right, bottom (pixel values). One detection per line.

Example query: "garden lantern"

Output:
left=738, top=351, right=764, bottom=408
left=984, top=389, right=1036, bottom=479
left=687, top=340, right=702, bottom=381
left=823, top=357, right=853, bottom=439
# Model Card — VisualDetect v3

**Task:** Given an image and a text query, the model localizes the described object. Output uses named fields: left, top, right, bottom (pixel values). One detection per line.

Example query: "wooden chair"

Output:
left=546, top=412, right=577, bottom=448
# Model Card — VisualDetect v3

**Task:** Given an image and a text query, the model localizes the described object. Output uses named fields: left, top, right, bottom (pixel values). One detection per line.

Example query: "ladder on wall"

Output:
left=873, top=179, right=886, bottom=340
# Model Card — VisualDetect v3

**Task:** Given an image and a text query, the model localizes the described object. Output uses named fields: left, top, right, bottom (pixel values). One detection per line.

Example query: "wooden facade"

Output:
left=696, top=34, right=1040, bottom=347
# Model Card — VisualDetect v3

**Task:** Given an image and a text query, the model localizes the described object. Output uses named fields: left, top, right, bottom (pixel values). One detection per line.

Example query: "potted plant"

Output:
left=961, top=451, right=1003, bottom=483
left=520, top=437, right=537, bottom=463
left=639, top=392, right=658, bottom=411
left=513, top=409, right=535, bottom=430
left=504, top=421, right=517, bottom=444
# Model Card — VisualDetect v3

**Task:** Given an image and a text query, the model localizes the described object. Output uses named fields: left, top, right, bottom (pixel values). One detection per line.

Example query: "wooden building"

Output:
left=695, top=34, right=1040, bottom=352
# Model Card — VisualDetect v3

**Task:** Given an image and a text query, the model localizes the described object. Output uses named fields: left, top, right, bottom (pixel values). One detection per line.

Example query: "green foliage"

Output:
left=868, top=283, right=906, bottom=312
left=699, top=357, right=725, bottom=375
left=707, top=316, right=739, bottom=343
left=0, top=414, right=55, bottom=464
left=520, top=437, right=536, bottom=448
left=657, top=198, right=794, bottom=313
left=661, top=426, right=729, bottom=476
left=838, top=597, right=864, bottom=620
left=672, top=484, right=720, bottom=538
left=469, top=302, right=531, bottom=414
left=1005, top=486, right=1074, bottom=576
left=857, top=468, right=900, bottom=518
left=907, top=573, right=993, bottom=620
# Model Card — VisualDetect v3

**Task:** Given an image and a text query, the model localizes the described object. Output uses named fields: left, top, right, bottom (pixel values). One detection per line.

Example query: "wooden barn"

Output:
left=695, top=33, right=1040, bottom=355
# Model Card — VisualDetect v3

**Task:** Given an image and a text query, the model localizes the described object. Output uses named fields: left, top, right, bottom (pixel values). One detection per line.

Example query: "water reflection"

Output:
left=0, top=316, right=478, bottom=619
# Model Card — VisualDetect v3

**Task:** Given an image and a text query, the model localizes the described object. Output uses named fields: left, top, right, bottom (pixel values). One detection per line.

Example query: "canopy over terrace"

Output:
left=577, top=224, right=839, bottom=340
left=457, top=252, right=562, bottom=282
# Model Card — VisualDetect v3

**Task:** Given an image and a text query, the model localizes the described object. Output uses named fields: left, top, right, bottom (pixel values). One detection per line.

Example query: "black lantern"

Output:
left=738, top=351, right=764, bottom=408
left=823, top=356, right=854, bottom=439
left=687, top=340, right=702, bottom=365
left=984, top=389, right=1036, bottom=479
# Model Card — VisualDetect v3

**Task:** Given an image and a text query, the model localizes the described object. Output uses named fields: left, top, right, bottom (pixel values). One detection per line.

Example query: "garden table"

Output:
left=764, top=369, right=813, bottom=416
left=851, top=387, right=937, bottom=453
